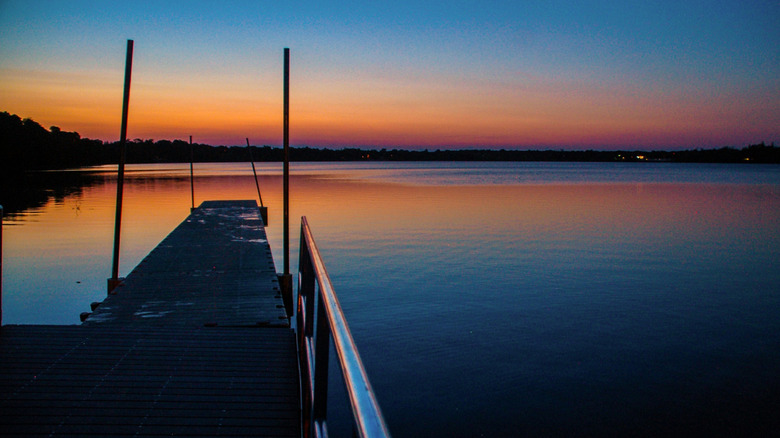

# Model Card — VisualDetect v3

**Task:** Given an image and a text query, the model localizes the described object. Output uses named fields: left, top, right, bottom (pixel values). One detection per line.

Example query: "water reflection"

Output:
left=2, top=162, right=780, bottom=436
left=0, top=170, right=104, bottom=219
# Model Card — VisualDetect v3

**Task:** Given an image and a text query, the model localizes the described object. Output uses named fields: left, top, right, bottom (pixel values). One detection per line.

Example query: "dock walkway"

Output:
left=0, top=201, right=300, bottom=437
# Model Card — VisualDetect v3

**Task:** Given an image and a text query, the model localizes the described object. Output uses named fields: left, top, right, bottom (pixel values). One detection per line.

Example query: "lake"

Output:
left=3, top=161, right=780, bottom=436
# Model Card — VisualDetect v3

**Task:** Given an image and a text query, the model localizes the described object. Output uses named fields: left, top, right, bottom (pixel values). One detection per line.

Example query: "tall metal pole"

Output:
left=109, top=39, right=133, bottom=293
left=280, top=47, right=293, bottom=317
left=283, top=48, right=290, bottom=277
left=189, top=135, right=195, bottom=212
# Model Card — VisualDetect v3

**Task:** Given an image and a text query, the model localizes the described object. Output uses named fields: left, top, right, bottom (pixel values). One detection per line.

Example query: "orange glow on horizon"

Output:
left=2, top=63, right=776, bottom=149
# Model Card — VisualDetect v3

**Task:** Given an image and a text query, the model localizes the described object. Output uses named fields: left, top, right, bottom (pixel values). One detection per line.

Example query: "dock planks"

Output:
left=86, top=200, right=288, bottom=327
left=0, top=201, right=300, bottom=437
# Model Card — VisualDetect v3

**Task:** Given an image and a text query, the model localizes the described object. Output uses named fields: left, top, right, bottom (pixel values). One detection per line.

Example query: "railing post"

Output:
left=298, top=226, right=315, bottom=336
left=313, top=289, right=331, bottom=426
left=108, top=39, right=133, bottom=294
left=297, top=227, right=315, bottom=437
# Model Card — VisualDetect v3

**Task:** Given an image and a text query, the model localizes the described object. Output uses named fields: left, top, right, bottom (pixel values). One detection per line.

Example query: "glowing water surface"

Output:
left=3, top=162, right=780, bottom=436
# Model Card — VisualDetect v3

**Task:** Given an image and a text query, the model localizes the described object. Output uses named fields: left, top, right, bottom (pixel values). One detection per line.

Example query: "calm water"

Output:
left=3, top=162, right=780, bottom=436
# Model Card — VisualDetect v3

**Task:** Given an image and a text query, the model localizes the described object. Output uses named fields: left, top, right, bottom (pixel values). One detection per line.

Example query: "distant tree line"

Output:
left=2, top=111, right=779, bottom=172
left=0, top=111, right=108, bottom=170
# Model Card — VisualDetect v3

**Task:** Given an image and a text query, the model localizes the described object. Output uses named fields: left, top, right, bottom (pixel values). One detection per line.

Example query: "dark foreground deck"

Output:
left=0, top=201, right=300, bottom=437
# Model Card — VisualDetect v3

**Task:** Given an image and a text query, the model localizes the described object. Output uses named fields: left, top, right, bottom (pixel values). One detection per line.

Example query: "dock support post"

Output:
left=259, top=205, right=269, bottom=226
left=189, top=135, right=195, bottom=213
left=280, top=47, right=293, bottom=317
left=108, top=39, right=133, bottom=294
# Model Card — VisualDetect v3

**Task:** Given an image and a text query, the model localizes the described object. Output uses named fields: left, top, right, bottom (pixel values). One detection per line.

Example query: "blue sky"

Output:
left=1, top=0, right=778, bottom=149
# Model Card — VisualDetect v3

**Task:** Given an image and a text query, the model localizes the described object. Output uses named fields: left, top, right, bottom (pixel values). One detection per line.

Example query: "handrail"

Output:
left=297, top=216, right=391, bottom=438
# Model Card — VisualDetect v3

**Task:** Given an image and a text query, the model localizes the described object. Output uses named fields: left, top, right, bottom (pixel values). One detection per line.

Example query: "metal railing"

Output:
left=297, top=216, right=391, bottom=438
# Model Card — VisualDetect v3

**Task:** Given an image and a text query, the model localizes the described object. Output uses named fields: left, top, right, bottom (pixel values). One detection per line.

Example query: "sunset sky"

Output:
left=1, top=1, right=778, bottom=150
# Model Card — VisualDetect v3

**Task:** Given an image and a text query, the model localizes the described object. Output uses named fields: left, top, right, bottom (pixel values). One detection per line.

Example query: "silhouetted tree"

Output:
left=1, top=110, right=778, bottom=169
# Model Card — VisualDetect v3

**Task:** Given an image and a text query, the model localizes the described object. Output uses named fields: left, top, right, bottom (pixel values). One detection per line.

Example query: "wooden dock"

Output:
left=0, top=201, right=300, bottom=437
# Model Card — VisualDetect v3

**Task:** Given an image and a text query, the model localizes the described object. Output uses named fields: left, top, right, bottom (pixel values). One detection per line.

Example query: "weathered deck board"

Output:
left=85, top=200, right=287, bottom=327
left=0, top=201, right=300, bottom=437
left=0, top=326, right=299, bottom=436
